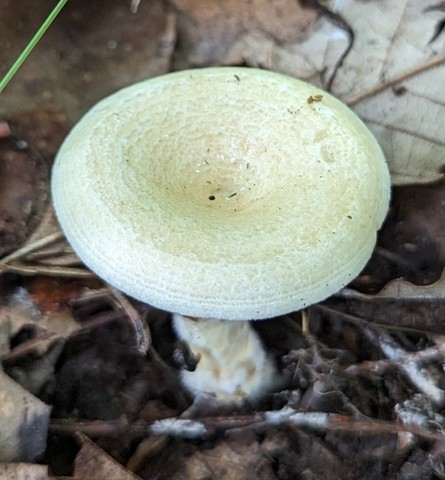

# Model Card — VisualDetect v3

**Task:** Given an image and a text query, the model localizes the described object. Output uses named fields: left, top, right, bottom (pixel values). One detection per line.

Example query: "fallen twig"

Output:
left=49, top=407, right=445, bottom=443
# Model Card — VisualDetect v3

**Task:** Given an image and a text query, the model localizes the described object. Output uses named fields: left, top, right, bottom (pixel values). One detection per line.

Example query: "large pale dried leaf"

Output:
left=181, top=0, right=445, bottom=186
left=251, top=1, right=445, bottom=185
left=328, top=0, right=445, bottom=185
left=0, top=370, right=50, bottom=462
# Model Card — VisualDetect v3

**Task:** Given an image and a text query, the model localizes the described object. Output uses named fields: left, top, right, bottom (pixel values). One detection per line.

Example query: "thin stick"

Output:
left=0, top=231, right=65, bottom=264
left=0, top=0, right=70, bottom=93
left=49, top=408, right=445, bottom=443
left=0, top=263, right=94, bottom=278
left=346, top=55, right=445, bottom=106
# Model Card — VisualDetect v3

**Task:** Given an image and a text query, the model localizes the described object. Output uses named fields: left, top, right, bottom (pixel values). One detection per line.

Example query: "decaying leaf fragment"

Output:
left=0, top=463, right=50, bottom=480
left=0, top=369, right=50, bottom=462
left=342, top=268, right=445, bottom=301
left=73, top=434, right=142, bottom=480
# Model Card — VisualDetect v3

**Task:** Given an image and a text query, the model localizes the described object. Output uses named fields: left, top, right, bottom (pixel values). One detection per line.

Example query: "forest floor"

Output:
left=1, top=1, right=445, bottom=478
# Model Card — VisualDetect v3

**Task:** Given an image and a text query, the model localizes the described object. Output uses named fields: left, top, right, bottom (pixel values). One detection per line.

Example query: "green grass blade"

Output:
left=0, top=0, right=70, bottom=94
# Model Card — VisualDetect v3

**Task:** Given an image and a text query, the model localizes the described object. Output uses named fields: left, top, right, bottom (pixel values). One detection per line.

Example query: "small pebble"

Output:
left=16, top=139, right=29, bottom=150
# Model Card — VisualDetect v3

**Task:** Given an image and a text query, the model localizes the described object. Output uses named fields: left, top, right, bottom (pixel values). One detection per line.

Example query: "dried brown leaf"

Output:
left=73, top=434, right=141, bottom=480
left=170, top=435, right=274, bottom=480
left=169, top=0, right=318, bottom=68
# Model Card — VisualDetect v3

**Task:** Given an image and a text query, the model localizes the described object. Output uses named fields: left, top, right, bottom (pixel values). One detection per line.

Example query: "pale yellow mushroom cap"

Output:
left=52, top=67, right=390, bottom=320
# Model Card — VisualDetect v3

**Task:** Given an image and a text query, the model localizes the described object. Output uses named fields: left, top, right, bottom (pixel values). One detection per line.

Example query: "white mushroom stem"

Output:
left=173, top=314, right=280, bottom=400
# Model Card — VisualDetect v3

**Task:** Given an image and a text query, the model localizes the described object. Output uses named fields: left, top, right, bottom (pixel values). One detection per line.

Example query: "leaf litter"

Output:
left=2, top=0, right=445, bottom=478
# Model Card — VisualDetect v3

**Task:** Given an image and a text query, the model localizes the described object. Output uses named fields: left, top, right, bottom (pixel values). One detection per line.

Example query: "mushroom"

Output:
left=51, top=67, right=390, bottom=401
